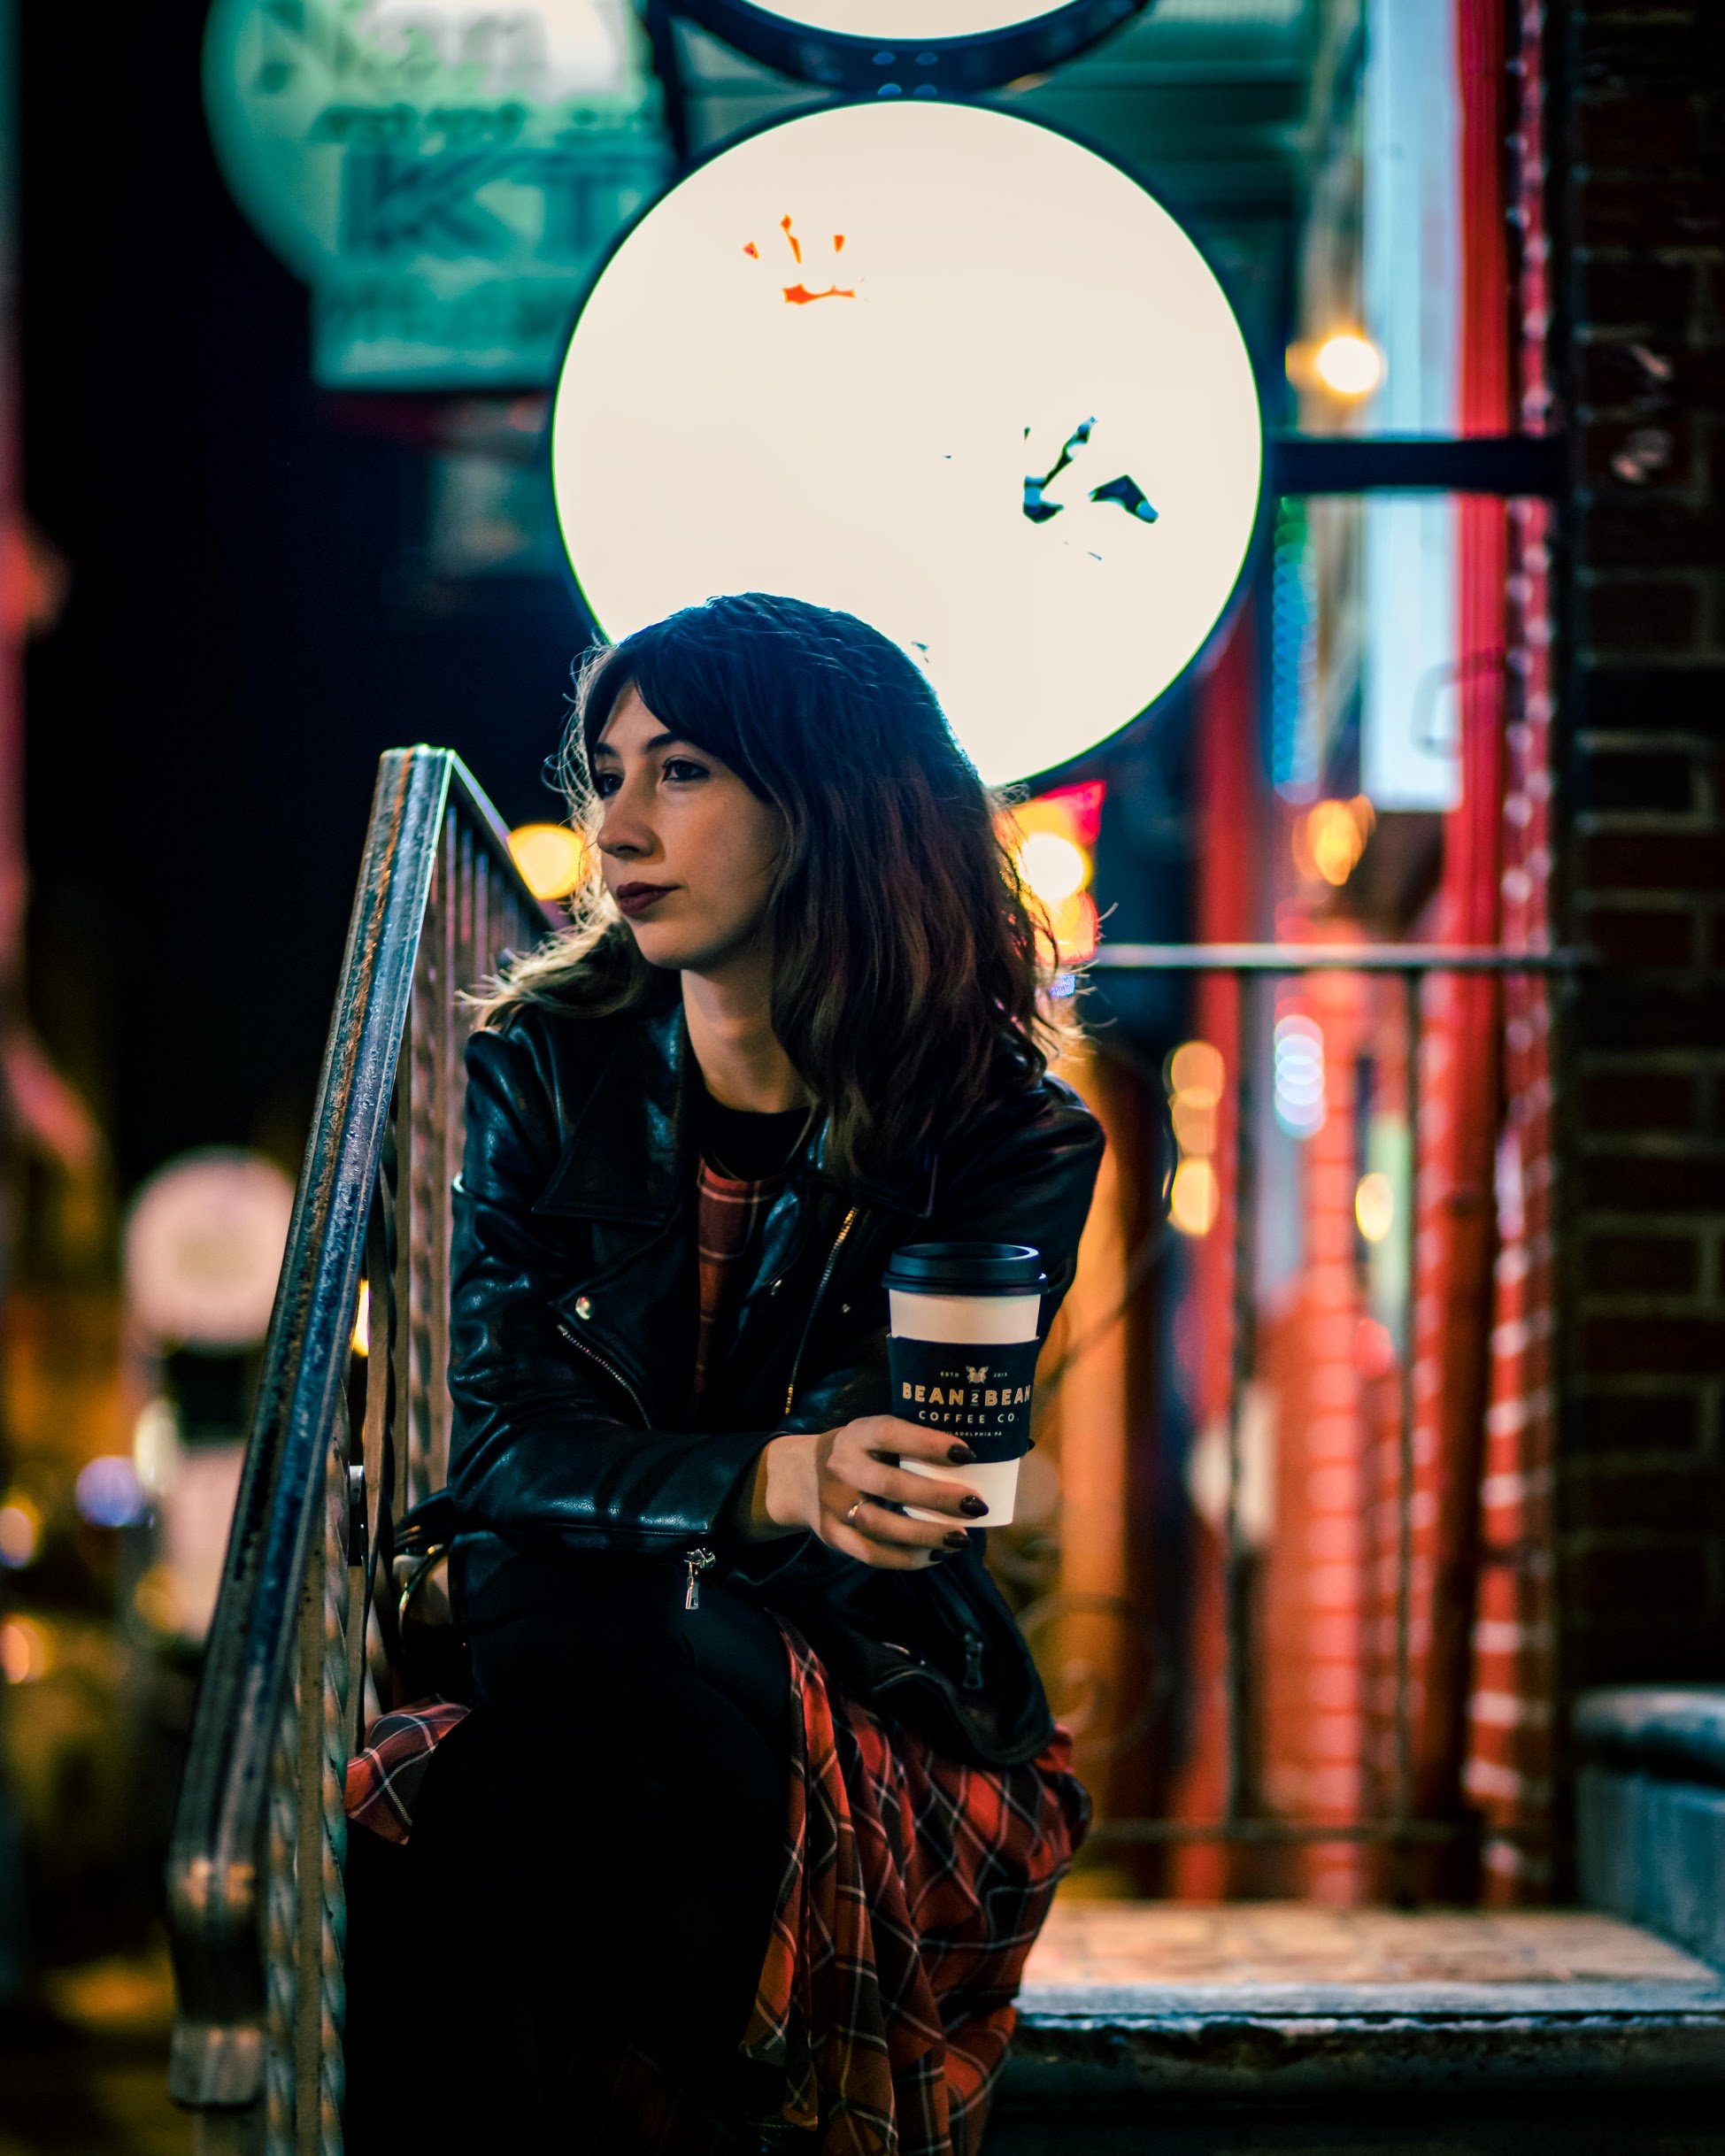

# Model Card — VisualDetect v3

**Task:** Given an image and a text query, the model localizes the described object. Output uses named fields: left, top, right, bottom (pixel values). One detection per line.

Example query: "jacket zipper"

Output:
left=782, top=1204, right=859, bottom=1417
left=556, top=1317, right=715, bottom=1613
left=556, top=1319, right=651, bottom=1428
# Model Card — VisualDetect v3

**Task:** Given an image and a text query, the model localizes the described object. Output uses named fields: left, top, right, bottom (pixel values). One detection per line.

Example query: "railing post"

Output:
left=1223, top=966, right=1259, bottom=1828
left=1391, top=965, right=1422, bottom=1905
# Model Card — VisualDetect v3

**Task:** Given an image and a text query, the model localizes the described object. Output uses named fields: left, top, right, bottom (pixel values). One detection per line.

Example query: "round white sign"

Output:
left=125, top=1150, right=296, bottom=1351
left=551, top=101, right=1263, bottom=787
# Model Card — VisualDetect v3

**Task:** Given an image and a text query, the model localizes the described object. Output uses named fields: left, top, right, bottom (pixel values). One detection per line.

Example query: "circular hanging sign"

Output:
left=675, top=1, right=1150, bottom=94
left=125, top=1150, right=296, bottom=1351
left=202, top=0, right=670, bottom=388
left=551, top=100, right=1263, bottom=788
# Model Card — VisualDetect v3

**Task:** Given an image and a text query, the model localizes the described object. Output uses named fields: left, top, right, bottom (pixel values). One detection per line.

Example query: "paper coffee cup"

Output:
left=883, top=1242, right=1045, bottom=1526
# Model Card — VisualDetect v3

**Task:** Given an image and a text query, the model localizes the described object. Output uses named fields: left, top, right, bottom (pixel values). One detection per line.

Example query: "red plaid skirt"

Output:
left=347, top=1615, right=1088, bottom=2155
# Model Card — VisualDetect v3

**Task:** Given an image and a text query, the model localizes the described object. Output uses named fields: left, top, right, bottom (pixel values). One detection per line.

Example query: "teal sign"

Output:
left=203, top=1, right=671, bottom=389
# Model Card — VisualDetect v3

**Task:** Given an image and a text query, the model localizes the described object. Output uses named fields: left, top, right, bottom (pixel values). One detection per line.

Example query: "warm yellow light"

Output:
left=1171, top=1095, right=1218, bottom=1159
left=1312, top=331, right=1385, bottom=399
left=1297, top=796, right=1376, bottom=887
left=352, top=1279, right=370, bottom=1359
left=0, top=1495, right=40, bottom=1570
left=0, top=1615, right=49, bottom=1684
left=1355, top=1170, right=1395, bottom=1244
left=1033, top=889, right=1099, bottom=968
left=1169, top=1158, right=1220, bottom=1238
left=509, top=823, right=589, bottom=902
left=132, top=1565, right=182, bottom=1636
left=1167, top=1039, right=1225, bottom=1111
left=1017, top=828, right=1090, bottom=905
left=133, top=1398, right=181, bottom=1498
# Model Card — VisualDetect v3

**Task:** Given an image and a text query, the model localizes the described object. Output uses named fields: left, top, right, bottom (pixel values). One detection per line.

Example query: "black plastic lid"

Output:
left=882, top=1241, right=1047, bottom=1295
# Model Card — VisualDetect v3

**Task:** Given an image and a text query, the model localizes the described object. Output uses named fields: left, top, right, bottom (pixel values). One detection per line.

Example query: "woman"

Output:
left=344, top=592, right=1105, bottom=2154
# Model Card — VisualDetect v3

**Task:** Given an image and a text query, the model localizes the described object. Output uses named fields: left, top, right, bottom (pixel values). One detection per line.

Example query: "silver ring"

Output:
left=845, top=1498, right=866, bottom=1526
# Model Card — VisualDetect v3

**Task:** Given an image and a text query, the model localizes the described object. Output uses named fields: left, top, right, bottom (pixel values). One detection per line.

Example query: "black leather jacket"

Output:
left=447, top=978, right=1105, bottom=1767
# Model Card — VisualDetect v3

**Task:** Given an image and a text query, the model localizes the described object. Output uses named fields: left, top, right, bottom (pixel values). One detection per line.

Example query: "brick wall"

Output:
left=1556, top=4, right=1725, bottom=1706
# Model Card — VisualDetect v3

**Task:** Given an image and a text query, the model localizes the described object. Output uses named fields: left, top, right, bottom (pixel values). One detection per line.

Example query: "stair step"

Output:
left=992, top=1905, right=1725, bottom=2153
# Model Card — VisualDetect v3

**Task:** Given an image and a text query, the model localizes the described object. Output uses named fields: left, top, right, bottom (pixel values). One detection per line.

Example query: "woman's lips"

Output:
left=616, top=885, right=674, bottom=918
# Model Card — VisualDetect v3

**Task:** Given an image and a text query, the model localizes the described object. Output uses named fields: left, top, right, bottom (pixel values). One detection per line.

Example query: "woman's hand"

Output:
left=743, top=1417, right=989, bottom=1568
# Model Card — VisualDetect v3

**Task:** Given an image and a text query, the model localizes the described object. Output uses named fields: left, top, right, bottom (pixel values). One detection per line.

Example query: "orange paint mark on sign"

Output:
left=743, top=214, right=859, bottom=304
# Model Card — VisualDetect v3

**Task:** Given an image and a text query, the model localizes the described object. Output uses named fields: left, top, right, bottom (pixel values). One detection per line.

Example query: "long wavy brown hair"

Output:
left=470, top=592, right=1089, bottom=1190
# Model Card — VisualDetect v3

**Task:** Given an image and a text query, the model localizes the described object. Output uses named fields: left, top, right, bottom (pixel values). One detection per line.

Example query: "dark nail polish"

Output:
left=943, top=1529, right=968, bottom=1549
left=947, top=1443, right=976, bottom=1464
left=959, top=1495, right=989, bottom=1517
left=926, top=1550, right=947, bottom=1563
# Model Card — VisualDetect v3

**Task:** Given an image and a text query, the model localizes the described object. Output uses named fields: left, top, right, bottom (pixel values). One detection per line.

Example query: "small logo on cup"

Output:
left=967, top=1365, right=988, bottom=1383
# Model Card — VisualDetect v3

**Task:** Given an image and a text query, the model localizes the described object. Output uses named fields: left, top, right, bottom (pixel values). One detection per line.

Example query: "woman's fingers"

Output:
left=837, top=1489, right=953, bottom=1547
left=826, top=1507, right=951, bottom=1569
left=845, top=1451, right=982, bottom=1519
left=831, top=1418, right=984, bottom=1521
left=812, top=1416, right=983, bottom=1567
left=849, top=1413, right=976, bottom=1469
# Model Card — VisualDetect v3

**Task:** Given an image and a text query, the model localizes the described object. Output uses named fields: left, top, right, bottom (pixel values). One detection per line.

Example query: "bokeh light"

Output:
left=0, top=1494, right=41, bottom=1570
left=74, top=1456, right=149, bottom=1531
left=1313, top=330, right=1386, bottom=398
left=1294, top=795, right=1375, bottom=887
left=1166, top=1036, right=1225, bottom=1236
left=133, top=1398, right=181, bottom=1499
left=1018, top=829, right=1090, bottom=905
left=1167, top=1038, right=1225, bottom=1107
left=1273, top=1014, right=1326, bottom=1138
left=132, top=1566, right=183, bottom=1638
left=1000, top=784, right=1105, bottom=966
left=0, top=1615, right=50, bottom=1685
left=1169, top=1158, right=1220, bottom=1238
left=1355, top=1170, right=1396, bottom=1244
left=509, top=822, right=590, bottom=902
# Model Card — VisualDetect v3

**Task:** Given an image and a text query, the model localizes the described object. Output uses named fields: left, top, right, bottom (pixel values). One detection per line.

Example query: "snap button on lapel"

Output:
left=574, top=1296, right=594, bottom=1321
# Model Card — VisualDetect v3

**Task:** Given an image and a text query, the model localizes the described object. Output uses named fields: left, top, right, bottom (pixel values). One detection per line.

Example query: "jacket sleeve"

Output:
left=722, top=1076, right=1107, bottom=1596
left=446, top=1022, right=783, bottom=1552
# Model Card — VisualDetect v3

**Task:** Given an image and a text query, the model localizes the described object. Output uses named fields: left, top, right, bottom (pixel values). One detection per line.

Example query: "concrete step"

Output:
left=1577, top=1684, right=1725, bottom=1972
left=990, top=1904, right=1725, bottom=2154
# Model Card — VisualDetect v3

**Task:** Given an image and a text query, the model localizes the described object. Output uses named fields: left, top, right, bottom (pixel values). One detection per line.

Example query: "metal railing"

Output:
left=1059, top=941, right=1583, bottom=1890
left=166, top=748, right=554, bottom=2153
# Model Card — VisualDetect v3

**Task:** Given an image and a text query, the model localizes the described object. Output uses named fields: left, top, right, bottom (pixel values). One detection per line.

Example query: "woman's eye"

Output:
left=663, top=758, right=709, bottom=782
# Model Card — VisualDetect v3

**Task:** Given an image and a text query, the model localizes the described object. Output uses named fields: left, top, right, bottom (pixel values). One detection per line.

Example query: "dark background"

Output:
left=18, top=2, right=592, bottom=1194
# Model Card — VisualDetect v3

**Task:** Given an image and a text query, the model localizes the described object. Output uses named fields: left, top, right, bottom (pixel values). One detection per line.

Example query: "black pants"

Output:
left=343, top=1551, right=791, bottom=2151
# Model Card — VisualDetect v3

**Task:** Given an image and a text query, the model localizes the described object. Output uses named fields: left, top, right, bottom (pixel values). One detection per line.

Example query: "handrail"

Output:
left=166, top=747, right=555, bottom=2136
left=1089, top=943, right=1590, bottom=973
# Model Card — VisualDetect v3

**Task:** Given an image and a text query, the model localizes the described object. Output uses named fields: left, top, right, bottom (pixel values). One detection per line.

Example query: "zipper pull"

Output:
left=962, top=1630, right=985, bottom=1692
left=683, top=1547, right=716, bottom=1611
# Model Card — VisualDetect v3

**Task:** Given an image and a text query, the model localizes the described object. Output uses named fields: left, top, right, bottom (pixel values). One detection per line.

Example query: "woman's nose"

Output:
left=597, top=788, right=657, bottom=860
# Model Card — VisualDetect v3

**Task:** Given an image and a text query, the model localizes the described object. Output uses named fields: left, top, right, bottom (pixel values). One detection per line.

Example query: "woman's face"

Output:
left=592, top=685, right=787, bottom=974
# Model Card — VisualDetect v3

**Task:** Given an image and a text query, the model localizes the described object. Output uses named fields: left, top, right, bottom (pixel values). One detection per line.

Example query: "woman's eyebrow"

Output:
left=591, top=730, right=688, bottom=762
